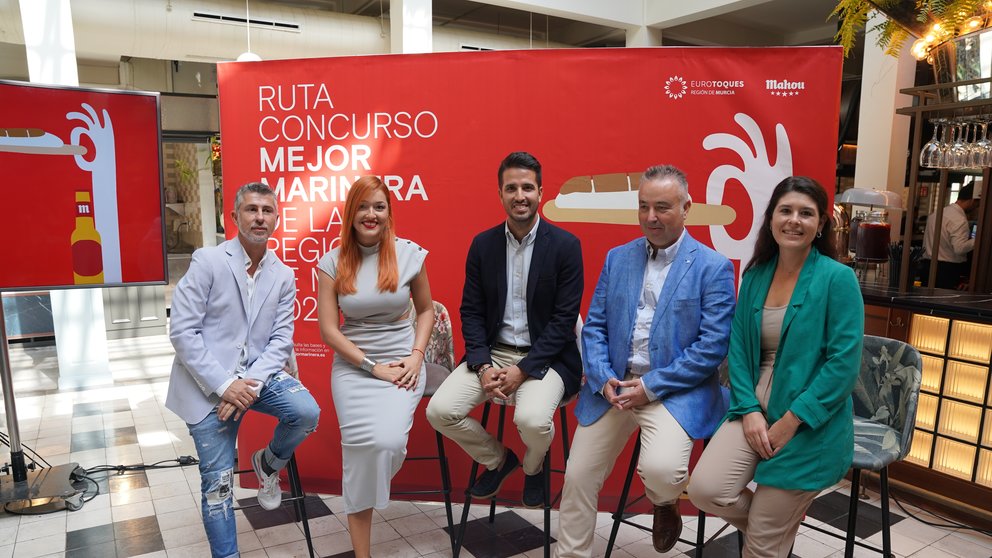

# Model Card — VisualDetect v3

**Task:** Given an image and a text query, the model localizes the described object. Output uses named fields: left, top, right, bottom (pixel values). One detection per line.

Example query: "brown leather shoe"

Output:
left=652, top=502, right=682, bottom=553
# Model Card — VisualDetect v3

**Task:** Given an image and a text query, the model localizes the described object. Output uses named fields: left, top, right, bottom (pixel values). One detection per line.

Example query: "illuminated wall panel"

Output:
left=938, top=401, right=982, bottom=443
left=933, top=437, right=976, bottom=480
left=948, top=321, right=992, bottom=364
left=909, top=315, right=949, bottom=355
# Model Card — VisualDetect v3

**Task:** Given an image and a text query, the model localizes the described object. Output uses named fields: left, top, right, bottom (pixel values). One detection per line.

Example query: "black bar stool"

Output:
left=234, top=452, right=315, bottom=558
left=452, top=397, right=573, bottom=558
left=389, top=300, right=458, bottom=552
left=392, top=362, right=456, bottom=552
left=604, top=435, right=724, bottom=558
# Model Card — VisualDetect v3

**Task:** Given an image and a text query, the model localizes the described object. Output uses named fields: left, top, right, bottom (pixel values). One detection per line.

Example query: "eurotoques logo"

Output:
left=665, top=76, right=688, bottom=100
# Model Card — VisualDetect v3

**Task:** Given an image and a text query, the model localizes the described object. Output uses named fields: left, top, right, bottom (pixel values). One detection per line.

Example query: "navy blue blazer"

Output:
left=576, top=233, right=736, bottom=439
left=460, top=220, right=584, bottom=396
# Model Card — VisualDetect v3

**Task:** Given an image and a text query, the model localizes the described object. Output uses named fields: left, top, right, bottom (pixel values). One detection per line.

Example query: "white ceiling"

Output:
left=269, top=0, right=843, bottom=47
left=0, top=0, right=854, bottom=82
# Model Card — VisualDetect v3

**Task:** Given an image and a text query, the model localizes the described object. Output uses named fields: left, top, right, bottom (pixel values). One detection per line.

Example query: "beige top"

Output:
left=755, top=305, right=786, bottom=411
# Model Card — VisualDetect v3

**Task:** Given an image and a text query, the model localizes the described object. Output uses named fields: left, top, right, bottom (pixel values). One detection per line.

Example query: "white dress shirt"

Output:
left=924, top=202, right=974, bottom=263
left=497, top=218, right=539, bottom=347
left=626, top=230, right=685, bottom=401
left=216, top=242, right=268, bottom=397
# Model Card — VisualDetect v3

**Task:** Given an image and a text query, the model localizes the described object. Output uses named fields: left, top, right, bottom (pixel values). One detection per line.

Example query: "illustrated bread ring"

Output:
left=0, top=127, right=87, bottom=155
left=542, top=172, right=735, bottom=226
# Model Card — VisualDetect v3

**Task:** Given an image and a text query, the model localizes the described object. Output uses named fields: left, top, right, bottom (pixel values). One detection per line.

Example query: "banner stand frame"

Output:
left=0, top=292, right=83, bottom=513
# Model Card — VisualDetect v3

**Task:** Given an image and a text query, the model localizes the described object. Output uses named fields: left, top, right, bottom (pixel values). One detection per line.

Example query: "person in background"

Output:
left=556, top=164, right=736, bottom=557
left=688, top=176, right=864, bottom=558
left=427, top=151, right=583, bottom=508
left=922, top=182, right=981, bottom=289
left=167, top=182, right=320, bottom=558
left=316, top=175, right=433, bottom=558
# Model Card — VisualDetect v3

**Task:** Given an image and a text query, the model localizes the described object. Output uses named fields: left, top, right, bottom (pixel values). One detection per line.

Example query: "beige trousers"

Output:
left=425, top=346, right=565, bottom=476
left=688, top=419, right=818, bottom=558
left=555, top=397, right=694, bottom=558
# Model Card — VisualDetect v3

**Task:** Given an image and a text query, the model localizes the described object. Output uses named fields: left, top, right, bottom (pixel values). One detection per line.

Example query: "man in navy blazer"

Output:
left=428, top=152, right=583, bottom=508
left=166, top=182, right=320, bottom=558
left=555, top=165, right=735, bottom=557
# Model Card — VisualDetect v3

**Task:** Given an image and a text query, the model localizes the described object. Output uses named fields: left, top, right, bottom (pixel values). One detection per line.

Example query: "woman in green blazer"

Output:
left=688, top=177, right=864, bottom=558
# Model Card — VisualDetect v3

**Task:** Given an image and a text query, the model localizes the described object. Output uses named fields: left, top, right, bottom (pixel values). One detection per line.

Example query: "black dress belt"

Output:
left=493, top=342, right=531, bottom=353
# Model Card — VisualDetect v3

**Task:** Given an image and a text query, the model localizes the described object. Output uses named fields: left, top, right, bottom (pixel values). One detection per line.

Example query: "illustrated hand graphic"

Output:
left=703, top=113, right=792, bottom=282
left=68, top=103, right=121, bottom=282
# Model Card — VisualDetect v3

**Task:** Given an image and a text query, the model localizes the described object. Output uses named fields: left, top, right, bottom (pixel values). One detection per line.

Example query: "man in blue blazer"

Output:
left=428, top=152, right=583, bottom=508
left=556, top=165, right=735, bottom=557
left=166, top=182, right=320, bottom=558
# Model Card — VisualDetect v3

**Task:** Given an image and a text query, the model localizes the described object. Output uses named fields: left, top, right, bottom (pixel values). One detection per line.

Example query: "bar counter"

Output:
left=861, top=284, right=992, bottom=321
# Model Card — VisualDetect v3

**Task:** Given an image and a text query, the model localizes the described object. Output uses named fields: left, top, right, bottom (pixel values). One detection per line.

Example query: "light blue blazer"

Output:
left=575, top=233, right=736, bottom=439
left=166, top=239, right=296, bottom=425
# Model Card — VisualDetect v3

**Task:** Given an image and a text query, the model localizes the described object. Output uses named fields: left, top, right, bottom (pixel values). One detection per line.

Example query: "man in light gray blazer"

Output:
left=166, top=182, right=320, bottom=558
left=555, top=165, right=736, bottom=557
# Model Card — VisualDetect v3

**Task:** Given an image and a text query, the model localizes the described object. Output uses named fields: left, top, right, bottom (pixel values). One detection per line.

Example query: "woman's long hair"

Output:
left=743, top=176, right=837, bottom=274
left=335, top=176, right=399, bottom=294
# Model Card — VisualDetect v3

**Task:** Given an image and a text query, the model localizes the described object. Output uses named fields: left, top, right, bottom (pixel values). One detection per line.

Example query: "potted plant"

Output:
left=832, top=0, right=988, bottom=58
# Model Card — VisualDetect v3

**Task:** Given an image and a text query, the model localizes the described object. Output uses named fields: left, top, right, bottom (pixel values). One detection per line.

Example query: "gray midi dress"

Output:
left=316, top=238, right=427, bottom=514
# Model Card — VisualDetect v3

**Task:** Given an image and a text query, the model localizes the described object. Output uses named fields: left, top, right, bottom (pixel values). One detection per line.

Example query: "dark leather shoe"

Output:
left=521, top=471, right=545, bottom=508
left=470, top=450, right=519, bottom=499
left=652, top=502, right=682, bottom=553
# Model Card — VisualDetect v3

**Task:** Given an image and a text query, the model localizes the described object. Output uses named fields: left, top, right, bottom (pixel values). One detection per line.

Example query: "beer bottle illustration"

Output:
left=72, top=191, right=105, bottom=284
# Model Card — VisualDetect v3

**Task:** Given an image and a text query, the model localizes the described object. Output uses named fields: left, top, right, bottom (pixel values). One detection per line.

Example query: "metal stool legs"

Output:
left=453, top=401, right=570, bottom=558
left=843, top=468, right=892, bottom=558
left=604, top=436, right=711, bottom=558
left=392, top=430, right=456, bottom=552
left=285, top=455, right=316, bottom=558
left=234, top=453, right=315, bottom=558
left=799, top=467, right=893, bottom=558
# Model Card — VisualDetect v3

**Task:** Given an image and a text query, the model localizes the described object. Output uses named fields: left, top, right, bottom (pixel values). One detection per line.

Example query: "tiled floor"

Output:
left=2, top=335, right=992, bottom=557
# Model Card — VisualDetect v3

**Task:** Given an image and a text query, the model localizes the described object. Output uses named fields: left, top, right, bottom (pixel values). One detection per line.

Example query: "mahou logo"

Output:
left=766, top=79, right=805, bottom=97
left=665, top=76, right=688, bottom=100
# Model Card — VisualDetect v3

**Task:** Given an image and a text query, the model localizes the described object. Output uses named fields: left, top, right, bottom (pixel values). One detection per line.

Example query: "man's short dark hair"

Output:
left=234, top=182, right=278, bottom=211
left=959, top=182, right=975, bottom=201
left=498, top=152, right=542, bottom=187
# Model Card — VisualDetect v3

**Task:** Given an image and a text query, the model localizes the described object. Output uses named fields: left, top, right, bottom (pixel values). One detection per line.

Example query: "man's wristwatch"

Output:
left=470, top=363, right=493, bottom=377
left=360, top=355, right=377, bottom=373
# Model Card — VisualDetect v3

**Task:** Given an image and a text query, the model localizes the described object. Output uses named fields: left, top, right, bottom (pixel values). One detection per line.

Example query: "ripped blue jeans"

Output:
left=187, top=372, right=320, bottom=558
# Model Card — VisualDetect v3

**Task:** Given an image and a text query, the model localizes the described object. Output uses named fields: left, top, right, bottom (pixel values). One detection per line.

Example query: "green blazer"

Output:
left=726, top=249, right=864, bottom=490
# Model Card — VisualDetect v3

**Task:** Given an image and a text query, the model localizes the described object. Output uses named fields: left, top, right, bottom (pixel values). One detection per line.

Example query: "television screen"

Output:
left=0, top=80, right=166, bottom=290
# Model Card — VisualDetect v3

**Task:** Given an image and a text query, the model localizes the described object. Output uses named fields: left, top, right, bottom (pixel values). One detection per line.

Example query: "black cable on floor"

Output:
left=72, top=471, right=102, bottom=503
left=891, top=491, right=992, bottom=538
left=84, top=456, right=198, bottom=475
left=0, top=456, right=199, bottom=516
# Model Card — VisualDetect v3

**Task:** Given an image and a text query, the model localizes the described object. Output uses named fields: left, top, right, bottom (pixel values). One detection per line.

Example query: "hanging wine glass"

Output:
left=921, top=118, right=943, bottom=168
left=976, top=119, right=992, bottom=167
left=937, top=121, right=958, bottom=169
left=949, top=122, right=970, bottom=169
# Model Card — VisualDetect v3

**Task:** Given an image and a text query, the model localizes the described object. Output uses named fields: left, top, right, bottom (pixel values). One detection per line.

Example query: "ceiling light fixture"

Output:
left=237, top=0, right=261, bottom=62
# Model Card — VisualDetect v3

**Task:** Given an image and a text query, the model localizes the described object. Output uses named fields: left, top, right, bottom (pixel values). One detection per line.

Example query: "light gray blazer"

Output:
left=166, top=239, right=296, bottom=425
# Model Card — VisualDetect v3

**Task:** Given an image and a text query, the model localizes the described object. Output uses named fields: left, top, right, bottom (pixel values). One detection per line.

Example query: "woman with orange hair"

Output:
left=316, top=175, right=433, bottom=558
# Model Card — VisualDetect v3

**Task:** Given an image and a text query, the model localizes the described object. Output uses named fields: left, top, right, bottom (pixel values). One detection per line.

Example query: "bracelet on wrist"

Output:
left=360, top=355, right=377, bottom=373
left=412, top=348, right=425, bottom=358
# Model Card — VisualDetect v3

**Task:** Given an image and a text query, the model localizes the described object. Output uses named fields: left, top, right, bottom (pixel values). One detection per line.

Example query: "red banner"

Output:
left=0, top=80, right=166, bottom=290
left=218, top=47, right=842, bottom=506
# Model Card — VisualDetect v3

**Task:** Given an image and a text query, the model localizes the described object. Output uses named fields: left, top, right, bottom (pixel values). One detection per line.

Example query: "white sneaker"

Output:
left=251, top=449, right=282, bottom=511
